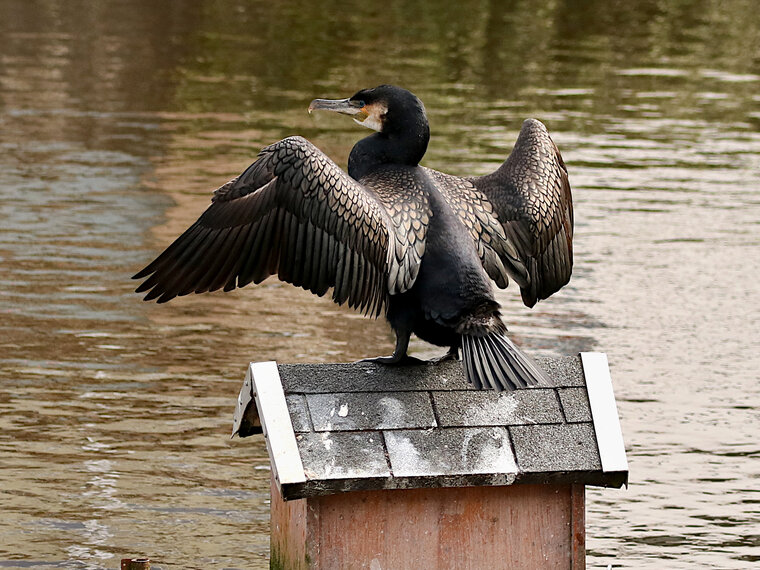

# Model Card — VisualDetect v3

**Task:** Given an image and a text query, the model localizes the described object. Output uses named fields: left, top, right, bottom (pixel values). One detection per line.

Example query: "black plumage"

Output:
left=133, top=85, right=574, bottom=391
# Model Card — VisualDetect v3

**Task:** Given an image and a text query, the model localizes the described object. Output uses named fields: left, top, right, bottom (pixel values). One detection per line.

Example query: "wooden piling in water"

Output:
left=121, top=559, right=150, bottom=570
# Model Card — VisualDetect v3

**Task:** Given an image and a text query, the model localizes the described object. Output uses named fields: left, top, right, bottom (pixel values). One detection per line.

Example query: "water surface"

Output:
left=1, top=1, right=758, bottom=568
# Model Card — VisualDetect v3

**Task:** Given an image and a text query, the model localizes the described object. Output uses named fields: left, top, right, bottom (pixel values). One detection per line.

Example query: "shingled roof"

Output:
left=233, top=353, right=628, bottom=500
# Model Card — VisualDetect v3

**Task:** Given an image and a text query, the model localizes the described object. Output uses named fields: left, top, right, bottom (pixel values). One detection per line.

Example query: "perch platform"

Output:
left=233, top=353, right=627, bottom=570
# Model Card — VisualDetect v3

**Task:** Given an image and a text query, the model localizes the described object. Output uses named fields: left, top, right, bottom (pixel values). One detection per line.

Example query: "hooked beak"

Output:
left=308, top=97, right=365, bottom=116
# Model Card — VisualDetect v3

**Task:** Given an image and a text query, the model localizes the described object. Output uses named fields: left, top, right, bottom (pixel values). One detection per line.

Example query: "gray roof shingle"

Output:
left=233, top=354, right=628, bottom=500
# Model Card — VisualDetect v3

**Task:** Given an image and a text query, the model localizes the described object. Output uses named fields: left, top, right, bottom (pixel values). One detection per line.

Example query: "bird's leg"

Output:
left=428, top=346, right=459, bottom=364
left=360, top=328, right=425, bottom=365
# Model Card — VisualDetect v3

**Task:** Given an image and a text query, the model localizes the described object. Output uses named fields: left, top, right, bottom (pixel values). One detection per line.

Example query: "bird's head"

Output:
left=309, top=85, right=428, bottom=136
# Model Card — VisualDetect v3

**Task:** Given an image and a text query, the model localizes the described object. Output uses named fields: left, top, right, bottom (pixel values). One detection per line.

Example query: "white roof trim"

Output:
left=581, top=352, right=628, bottom=473
left=249, top=361, right=306, bottom=488
left=231, top=364, right=254, bottom=437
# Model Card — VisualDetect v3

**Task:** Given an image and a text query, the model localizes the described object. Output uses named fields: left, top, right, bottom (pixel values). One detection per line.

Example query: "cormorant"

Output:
left=133, top=85, right=573, bottom=391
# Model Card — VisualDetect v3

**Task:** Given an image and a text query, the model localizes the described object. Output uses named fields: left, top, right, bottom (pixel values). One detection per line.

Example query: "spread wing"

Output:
left=133, top=136, right=397, bottom=316
left=470, top=118, right=574, bottom=307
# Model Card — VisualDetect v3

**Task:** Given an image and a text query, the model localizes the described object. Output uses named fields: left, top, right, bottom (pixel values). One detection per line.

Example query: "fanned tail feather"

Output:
left=461, top=332, right=550, bottom=391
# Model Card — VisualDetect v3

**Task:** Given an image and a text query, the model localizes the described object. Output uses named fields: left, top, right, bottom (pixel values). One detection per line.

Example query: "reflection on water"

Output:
left=1, top=1, right=758, bottom=568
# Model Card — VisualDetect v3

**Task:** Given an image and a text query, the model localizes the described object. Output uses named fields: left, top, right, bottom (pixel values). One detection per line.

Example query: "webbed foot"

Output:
left=427, top=347, right=459, bottom=365
left=358, top=328, right=423, bottom=366
left=359, top=355, right=426, bottom=366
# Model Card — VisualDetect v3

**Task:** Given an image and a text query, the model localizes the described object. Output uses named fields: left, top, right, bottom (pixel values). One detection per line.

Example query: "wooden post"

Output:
left=271, top=476, right=586, bottom=570
left=121, top=559, right=150, bottom=570
left=571, top=484, right=586, bottom=569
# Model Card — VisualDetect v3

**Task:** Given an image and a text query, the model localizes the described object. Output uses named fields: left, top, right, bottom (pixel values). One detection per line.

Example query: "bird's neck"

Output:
left=348, top=125, right=430, bottom=181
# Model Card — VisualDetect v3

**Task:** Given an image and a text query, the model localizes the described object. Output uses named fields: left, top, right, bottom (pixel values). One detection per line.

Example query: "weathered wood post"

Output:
left=233, top=353, right=627, bottom=570
left=121, top=559, right=150, bottom=570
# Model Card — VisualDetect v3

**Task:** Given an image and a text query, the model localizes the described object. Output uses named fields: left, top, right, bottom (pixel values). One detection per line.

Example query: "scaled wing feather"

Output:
left=424, top=168, right=520, bottom=289
left=134, top=136, right=391, bottom=316
left=469, top=119, right=574, bottom=307
left=361, top=168, right=430, bottom=295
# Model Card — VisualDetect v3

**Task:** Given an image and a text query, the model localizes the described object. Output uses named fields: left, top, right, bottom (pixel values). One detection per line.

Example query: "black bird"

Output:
left=133, top=85, right=573, bottom=391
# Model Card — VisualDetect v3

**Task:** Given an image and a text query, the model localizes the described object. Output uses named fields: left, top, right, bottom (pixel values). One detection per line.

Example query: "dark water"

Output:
left=1, top=1, right=758, bottom=568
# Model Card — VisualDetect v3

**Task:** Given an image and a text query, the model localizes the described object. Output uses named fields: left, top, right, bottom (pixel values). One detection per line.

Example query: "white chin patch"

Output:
left=353, top=102, right=387, bottom=132
left=354, top=115, right=383, bottom=132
